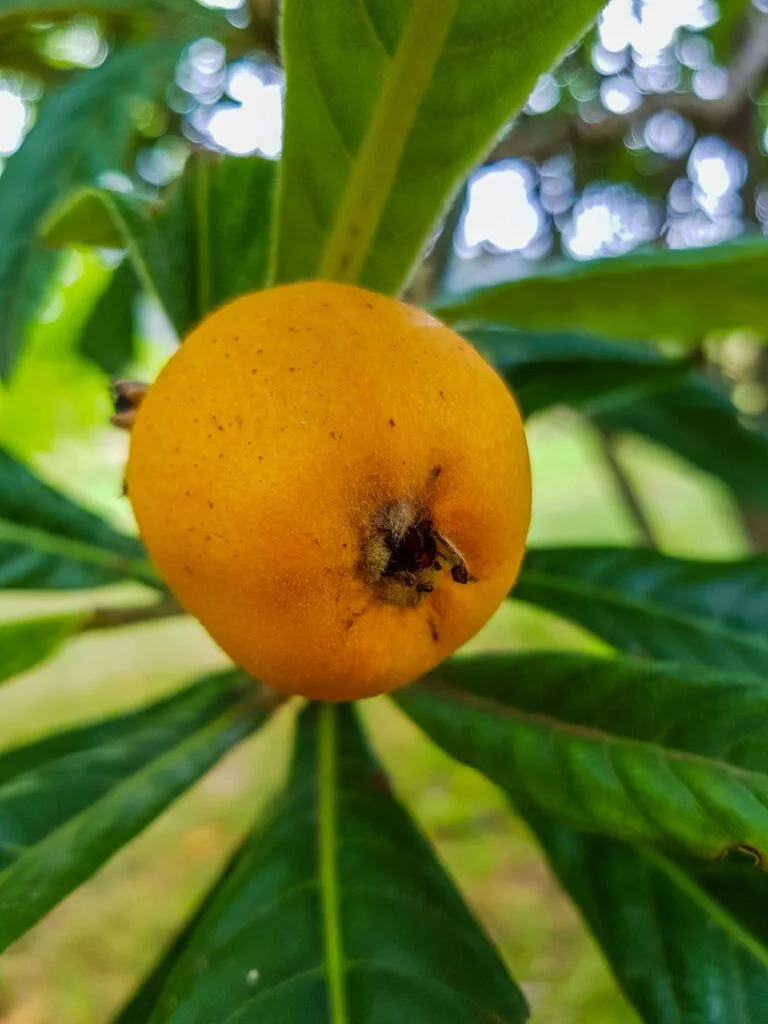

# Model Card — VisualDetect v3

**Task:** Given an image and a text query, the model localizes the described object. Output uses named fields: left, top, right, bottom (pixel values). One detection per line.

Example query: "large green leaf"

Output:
left=79, top=259, right=139, bottom=376
left=118, top=702, right=528, bottom=1023
left=522, top=805, right=768, bottom=1024
left=396, top=652, right=768, bottom=861
left=0, top=448, right=158, bottom=588
left=517, top=547, right=768, bottom=675
left=44, top=154, right=276, bottom=336
left=0, top=613, right=84, bottom=689
left=0, top=669, right=271, bottom=952
left=0, top=42, right=182, bottom=378
left=595, top=376, right=768, bottom=510
left=274, top=0, right=605, bottom=293
left=436, top=238, right=768, bottom=342
left=467, top=328, right=690, bottom=419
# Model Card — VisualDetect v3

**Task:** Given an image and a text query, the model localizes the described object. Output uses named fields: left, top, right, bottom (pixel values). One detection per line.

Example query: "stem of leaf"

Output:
left=596, top=428, right=658, bottom=550
left=318, top=702, right=348, bottom=1024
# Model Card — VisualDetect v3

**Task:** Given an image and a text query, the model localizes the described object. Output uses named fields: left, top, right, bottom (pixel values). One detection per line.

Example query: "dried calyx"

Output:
left=362, top=499, right=473, bottom=607
left=111, top=380, right=148, bottom=430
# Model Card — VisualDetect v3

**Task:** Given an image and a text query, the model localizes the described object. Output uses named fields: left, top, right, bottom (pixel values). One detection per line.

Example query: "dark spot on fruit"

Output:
left=430, top=465, right=442, bottom=479
left=428, top=618, right=440, bottom=643
left=389, top=418, right=396, bottom=427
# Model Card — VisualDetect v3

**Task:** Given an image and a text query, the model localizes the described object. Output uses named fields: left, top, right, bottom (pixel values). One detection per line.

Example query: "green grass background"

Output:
left=0, top=256, right=750, bottom=1024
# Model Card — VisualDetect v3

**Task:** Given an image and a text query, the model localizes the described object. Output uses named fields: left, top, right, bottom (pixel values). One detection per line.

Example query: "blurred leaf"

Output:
left=396, top=652, right=768, bottom=860
left=42, top=187, right=134, bottom=249
left=595, top=376, right=768, bottom=509
left=79, top=259, right=139, bottom=375
left=44, top=153, right=276, bottom=334
left=0, top=613, right=84, bottom=689
left=0, top=448, right=158, bottom=589
left=274, top=0, right=605, bottom=293
left=0, top=0, right=226, bottom=33
left=468, top=328, right=691, bottom=418
left=120, top=702, right=528, bottom=1023
left=0, top=42, right=181, bottom=379
left=521, top=805, right=768, bottom=1024
left=517, top=547, right=768, bottom=674
left=0, top=669, right=271, bottom=953
left=436, top=238, right=768, bottom=342
left=44, top=185, right=193, bottom=336
left=160, top=152, right=277, bottom=321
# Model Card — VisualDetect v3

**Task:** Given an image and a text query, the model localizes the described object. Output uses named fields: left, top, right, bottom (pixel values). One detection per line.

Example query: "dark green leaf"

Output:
left=0, top=448, right=158, bottom=589
left=125, top=702, right=528, bottom=1023
left=396, top=652, right=768, bottom=860
left=517, top=547, right=768, bottom=674
left=80, top=259, right=139, bottom=375
left=521, top=805, right=768, bottom=1024
left=595, top=375, right=768, bottom=510
left=0, top=613, right=84, bottom=689
left=0, top=670, right=271, bottom=952
left=468, top=328, right=690, bottom=418
left=274, top=0, right=605, bottom=293
left=436, top=238, right=768, bottom=342
left=0, top=42, right=182, bottom=378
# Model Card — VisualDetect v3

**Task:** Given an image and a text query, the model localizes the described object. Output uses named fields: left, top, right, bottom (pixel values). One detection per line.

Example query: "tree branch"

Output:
left=84, top=597, right=184, bottom=632
left=596, top=429, right=658, bottom=549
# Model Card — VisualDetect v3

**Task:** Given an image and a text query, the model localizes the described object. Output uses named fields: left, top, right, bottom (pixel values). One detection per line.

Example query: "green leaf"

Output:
left=436, top=238, right=768, bottom=342
left=595, top=376, right=768, bottom=510
left=44, top=154, right=276, bottom=334
left=45, top=185, right=195, bottom=338
left=0, top=613, right=84, bottom=689
left=521, top=806, right=768, bottom=1024
left=120, top=702, right=528, bottom=1023
left=0, top=669, right=271, bottom=952
left=0, top=448, right=158, bottom=589
left=80, top=259, right=139, bottom=375
left=517, top=547, right=768, bottom=675
left=0, top=42, right=182, bottom=378
left=395, top=652, right=768, bottom=861
left=0, top=0, right=226, bottom=38
left=468, top=328, right=690, bottom=419
left=274, top=0, right=605, bottom=293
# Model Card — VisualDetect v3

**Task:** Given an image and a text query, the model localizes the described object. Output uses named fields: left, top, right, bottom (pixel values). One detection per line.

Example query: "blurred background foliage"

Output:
left=0, top=0, right=766, bottom=1021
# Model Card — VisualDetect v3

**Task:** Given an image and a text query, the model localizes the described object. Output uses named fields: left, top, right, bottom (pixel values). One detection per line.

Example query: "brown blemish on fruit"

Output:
left=360, top=491, right=473, bottom=608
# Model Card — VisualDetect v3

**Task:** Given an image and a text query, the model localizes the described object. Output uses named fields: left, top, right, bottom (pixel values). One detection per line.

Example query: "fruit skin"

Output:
left=127, top=281, right=531, bottom=701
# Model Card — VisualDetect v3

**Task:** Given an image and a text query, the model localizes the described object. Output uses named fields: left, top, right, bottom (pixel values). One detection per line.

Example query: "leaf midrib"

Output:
left=418, top=678, right=768, bottom=784
left=0, top=517, right=161, bottom=588
left=317, top=0, right=459, bottom=284
left=517, top=568, right=768, bottom=663
left=642, top=847, right=768, bottom=971
left=317, top=703, right=348, bottom=1024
